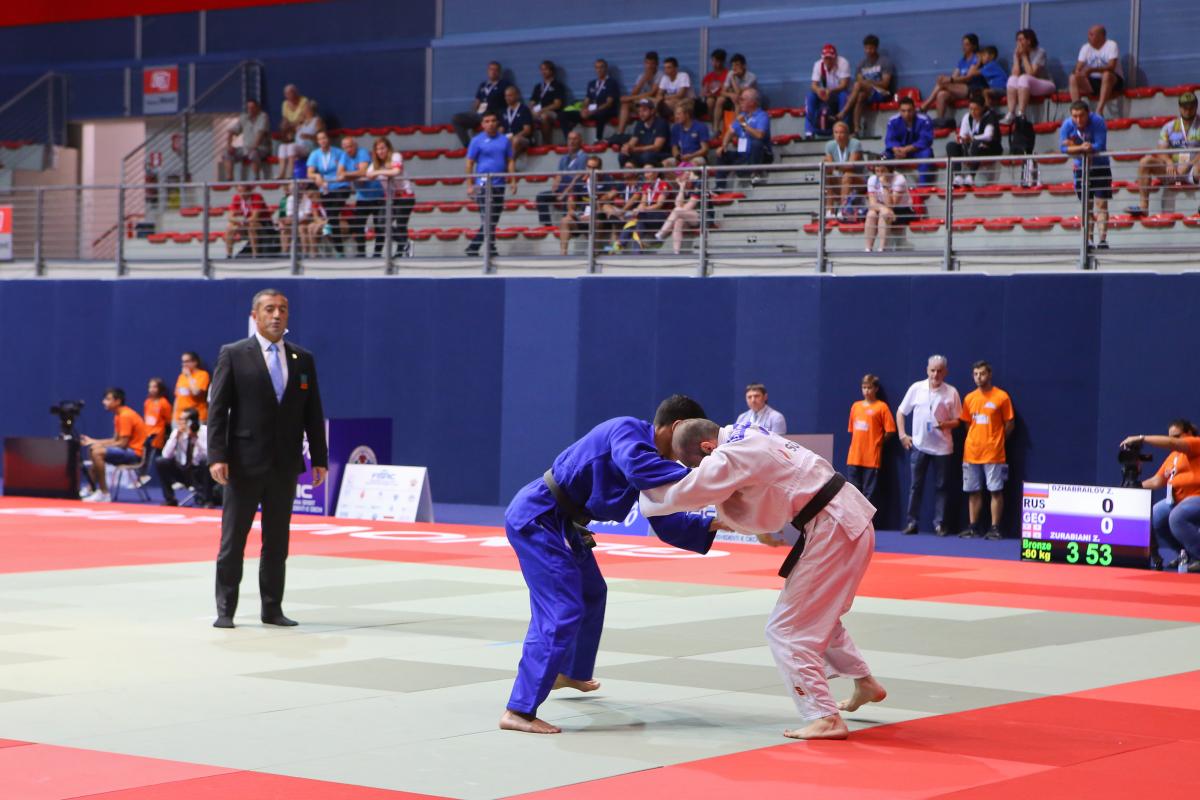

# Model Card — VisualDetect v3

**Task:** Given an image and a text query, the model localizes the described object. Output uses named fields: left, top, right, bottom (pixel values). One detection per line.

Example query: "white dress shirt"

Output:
left=735, top=404, right=787, bottom=434
left=253, top=330, right=289, bottom=387
left=641, top=424, right=875, bottom=545
left=162, top=424, right=208, bottom=466
left=897, top=379, right=962, bottom=456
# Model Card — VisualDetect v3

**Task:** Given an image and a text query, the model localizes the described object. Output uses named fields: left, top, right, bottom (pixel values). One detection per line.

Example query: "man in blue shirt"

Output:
left=562, top=58, right=620, bottom=140
left=465, top=111, right=516, bottom=257
left=305, top=129, right=349, bottom=252
left=536, top=130, right=588, bottom=226
left=499, top=395, right=719, bottom=735
left=884, top=96, right=935, bottom=185
left=452, top=61, right=512, bottom=147
left=335, top=135, right=379, bottom=258
left=1060, top=100, right=1111, bottom=249
left=716, top=87, right=771, bottom=189
left=667, top=103, right=711, bottom=166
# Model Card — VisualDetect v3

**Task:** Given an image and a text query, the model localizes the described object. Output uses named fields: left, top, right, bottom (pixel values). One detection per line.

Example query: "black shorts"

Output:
left=321, top=187, right=351, bottom=215
left=1088, top=74, right=1124, bottom=95
left=1073, top=163, right=1113, bottom=200
left=893, top=205, right=916, bottom=222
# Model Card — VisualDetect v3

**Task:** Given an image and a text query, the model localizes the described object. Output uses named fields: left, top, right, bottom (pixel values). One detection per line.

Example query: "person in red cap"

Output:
left=806, top=44, right=852, bottom=139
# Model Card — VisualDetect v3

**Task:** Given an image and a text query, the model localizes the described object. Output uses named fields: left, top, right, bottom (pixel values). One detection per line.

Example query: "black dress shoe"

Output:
left=262, top=614, right=298, bottom=627
left=213, top=616, right=235, bottom=629
left=902, top=522, right=919, bottom=535
left=934, top=525, right=949, bottom=537
left=958, top=528, right=978, bottom=539
left=984, top=526, right=1003, bottom=541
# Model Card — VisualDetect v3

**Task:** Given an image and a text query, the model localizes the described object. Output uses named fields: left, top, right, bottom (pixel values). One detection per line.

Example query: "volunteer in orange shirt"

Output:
left=845, top=373, right=895, bottom=507
left=1124, top=419, right=1200, bottom=572
left=958, top=361, right=1015, bottom=540
left=79, top=387, right=150, bottom=503
left=175, top=351, right=210, bottom=422
left=143, top=377, right=173, bottom=452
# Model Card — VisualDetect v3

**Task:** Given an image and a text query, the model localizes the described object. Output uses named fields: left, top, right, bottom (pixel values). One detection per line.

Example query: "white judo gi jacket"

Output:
left=640, top=423, right=878, bottom=720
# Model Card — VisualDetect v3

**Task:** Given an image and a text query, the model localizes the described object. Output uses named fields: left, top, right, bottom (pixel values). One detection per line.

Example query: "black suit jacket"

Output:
left=207, top=336, right=328, bottom=477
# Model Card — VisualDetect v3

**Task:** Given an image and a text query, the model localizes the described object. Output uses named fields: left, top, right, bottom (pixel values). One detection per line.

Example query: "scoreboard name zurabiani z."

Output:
left=1020, top=483, right=1152, bottom=569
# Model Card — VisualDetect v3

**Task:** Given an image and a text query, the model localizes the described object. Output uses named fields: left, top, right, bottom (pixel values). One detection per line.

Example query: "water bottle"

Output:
left=1179, top=549, right=1189, bottom=574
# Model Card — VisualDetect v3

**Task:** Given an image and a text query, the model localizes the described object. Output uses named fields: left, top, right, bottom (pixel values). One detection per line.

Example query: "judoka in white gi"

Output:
left=640, top=419, right=887, bottom=740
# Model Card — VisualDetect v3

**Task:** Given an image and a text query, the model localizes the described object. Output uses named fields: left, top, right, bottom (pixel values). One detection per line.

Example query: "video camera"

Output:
left=50, top=400, right=85, bottom=439
left=1118, top=440, right=1153, bottom=487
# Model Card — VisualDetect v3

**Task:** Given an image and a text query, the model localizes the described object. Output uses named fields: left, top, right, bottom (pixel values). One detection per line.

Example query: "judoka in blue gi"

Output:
left=499, top=395, right=720, bottom=734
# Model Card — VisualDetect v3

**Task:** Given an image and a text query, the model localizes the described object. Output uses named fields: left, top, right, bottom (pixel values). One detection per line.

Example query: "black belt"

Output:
left=778, top=473, right=846, bottom=579
left=543, top=469, right=597, bottom=550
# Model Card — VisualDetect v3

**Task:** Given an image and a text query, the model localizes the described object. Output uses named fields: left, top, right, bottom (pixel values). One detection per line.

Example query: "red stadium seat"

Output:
left=952, top=217, right=985, bottom=232
left=1182, top=214, right=1200, bottom=227
left=709, top=192, right=745, bottom=207
left=368, top=127, right=391, bottom=136
left=1106, top=118, right=1135, bottom=130
left=1052, top=91, right=1072, bottom=102
left=1164, top=84, right=1200, bottom=97
left=434, top=229, right=463, bottom=241
left=395, top=125, right=419, bottom=135
left=436, top=201, right=465, bottom=213
left=1011, top=184, right=1043, bottom=197
left=1021, top=216, right=1061, bottom=231
left=440, top=176, right=467, bottom=185
left=838, top=221, right=865, bottom=234
left=767, top=108, right=788, bottom=119
left=982, top=217, right=1021, bottom=231
left=409, top=228, right=435, bottom=241
left=522, top=175, right=551, bottom=183
left=523, top=227, right=552, bottom=240
left=527, top=145, right=552, bottom=156
left=443, top=147, right=468, bottom=158
left=972, top=184, right=1012, bottom=198
left=1137, top=116, right=1173, bottom=129
left=1047, top=182, right=1076, bottom=196
left=413, top=202, right=436, bottom=213
left=494, top=227, right=522, bottom=240
left=1060, top=216, right=1082, bottom=230
left=1124, top=86, right=1160, bottom=99
left=1141, top=215, right=1178, bottom=229
left=1107, top=214, right=1135, bottom=229
left=909, top=218, right=943, bottom=233
left=1033, top=121, right=1059, bottom=134
left=802, top=221, right=837, bottom=235
left=415, top=149, right=446, bottom=159
left=413, top=178, right=438, bottom=186
left=147, top=233, right=169, bottom=244
left=1041, top=155, right=1068, bottom=165
left=417, top=125, right=442, bottom=134
left=179, top=206, right=202, bottom=218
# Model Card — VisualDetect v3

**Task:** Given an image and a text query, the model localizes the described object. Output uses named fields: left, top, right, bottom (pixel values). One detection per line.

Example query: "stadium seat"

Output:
left=1141, top=215, right=1179, bottom=229
left=1124, top=86, right=1160, bottom=99
left=982, top=217, right=1021, bottom=231
left=1164, top=84, right=1200, bottom=97
left=1106, top=118, right=1135, bottom=130
left=436, top=201, right=466, bottom=213
left=1137, top=116, right=1173, bottom=129
left=409, top=228, right=435, bottom=241
left=1021, top=216, right=1061, bottom=231
left=952, top=217, right=985, bottom=232
left=909, top=218, right=943, bottom=233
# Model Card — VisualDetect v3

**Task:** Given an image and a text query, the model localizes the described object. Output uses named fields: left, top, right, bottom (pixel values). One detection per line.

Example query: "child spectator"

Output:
left=977, top=46, right=1009, bottom=107
left=846, top=374, right=896, bottom=508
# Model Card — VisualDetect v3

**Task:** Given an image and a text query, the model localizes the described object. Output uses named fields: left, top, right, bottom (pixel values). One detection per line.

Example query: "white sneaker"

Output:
left=137, top=475, right=152, bottom=487
left=864, top=247, right=873, bottom=253
left=654, top=230, right=667, bottom=241
left=963, top=175, right=975, bottom=187
left=79, top=486, right=94, bottom=499
left=999, top=113, right=1014, bottom=125
left=82, top=491, right=112, bottom=503
left=952, top=175, right=964, bottom=187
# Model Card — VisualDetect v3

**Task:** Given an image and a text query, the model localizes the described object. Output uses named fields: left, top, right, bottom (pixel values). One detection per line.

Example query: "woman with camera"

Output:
left=1122, top=419, right=1200, bottom=572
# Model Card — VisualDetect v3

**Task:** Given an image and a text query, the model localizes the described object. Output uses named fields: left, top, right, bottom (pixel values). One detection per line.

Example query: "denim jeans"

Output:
left=1152, top=496, right=1200, bottom=560
left=846, top=465, right=879, bottom=508
left=907, top=449, right=949, bottom=528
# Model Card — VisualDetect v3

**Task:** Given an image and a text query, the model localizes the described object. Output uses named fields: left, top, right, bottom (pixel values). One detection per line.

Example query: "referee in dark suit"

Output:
left=208, top=288, right=328, bottom=628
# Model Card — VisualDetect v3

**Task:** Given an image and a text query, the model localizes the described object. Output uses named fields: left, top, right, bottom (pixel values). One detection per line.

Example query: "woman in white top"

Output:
left=1003, top=29, right=1056, bottom=123
left=276, top=102, right=324, bottom=179
left=365, top=137, right=417, bottom=258
left=654, top=170, right=703, bottom=254
left=864, top=161, right=913, bottom=252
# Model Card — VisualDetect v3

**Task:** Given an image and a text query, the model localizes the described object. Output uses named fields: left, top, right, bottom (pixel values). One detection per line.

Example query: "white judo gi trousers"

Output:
left=766, top=512, right=875, bottom=720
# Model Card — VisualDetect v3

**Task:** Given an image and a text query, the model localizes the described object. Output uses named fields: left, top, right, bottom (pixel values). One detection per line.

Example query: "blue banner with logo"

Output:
left=294, top=417, right=393, bottom=516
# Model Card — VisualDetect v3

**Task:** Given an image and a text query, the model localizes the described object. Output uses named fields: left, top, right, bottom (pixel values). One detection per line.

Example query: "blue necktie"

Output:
left=267, top=342, right=285, bottom=402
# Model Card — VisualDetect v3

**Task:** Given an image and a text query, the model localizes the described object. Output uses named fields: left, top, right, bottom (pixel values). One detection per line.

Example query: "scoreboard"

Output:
left=1020, top=482, right=1152, bottom=569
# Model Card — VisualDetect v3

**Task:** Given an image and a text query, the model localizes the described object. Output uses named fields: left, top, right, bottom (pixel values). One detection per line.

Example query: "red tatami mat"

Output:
left=71, top=771, right=451, bottom=799
left=2, top=498, right=1199, bottom=622
left=0, top=744, right=234, bottom=800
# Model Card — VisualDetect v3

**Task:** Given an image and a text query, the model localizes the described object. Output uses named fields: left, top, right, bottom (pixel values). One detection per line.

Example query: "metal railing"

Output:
left=0, top=146, right=1197, bottom=277
left=0, top=73, right=68, bottom=172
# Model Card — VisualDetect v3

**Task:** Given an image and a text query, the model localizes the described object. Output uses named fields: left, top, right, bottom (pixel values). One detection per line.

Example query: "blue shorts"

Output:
left=964, top=462, right=1007, bottom=492
left=104, top=446, right=140, bottom=465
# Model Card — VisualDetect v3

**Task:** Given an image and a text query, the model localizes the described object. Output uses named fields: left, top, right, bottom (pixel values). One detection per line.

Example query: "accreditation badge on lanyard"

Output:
left=477, top=82, right=496, bottom=115
left=505, top=107, right=519, bottom=129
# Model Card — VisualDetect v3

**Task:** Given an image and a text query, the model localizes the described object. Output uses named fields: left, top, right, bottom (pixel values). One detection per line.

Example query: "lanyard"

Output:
left=482, top=81, right=497, bottom=97
left=834, top=143, right=848, bottom=162
left=319, top=149, right=334, bottom=174
left=505, top=106, right=520, bottom=126
left=594, top=78, right=605, bottom=95
left=540, top=81, right=553, bottom=99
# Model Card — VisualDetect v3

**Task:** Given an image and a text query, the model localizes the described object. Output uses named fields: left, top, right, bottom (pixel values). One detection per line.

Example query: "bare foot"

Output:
left=783, top=714, right=849, bottom=740
left=553, top=674, right=601, bottom=693
left=837, top=675, right=888, bottom=712
left=499, top=709, right=561, bottom=734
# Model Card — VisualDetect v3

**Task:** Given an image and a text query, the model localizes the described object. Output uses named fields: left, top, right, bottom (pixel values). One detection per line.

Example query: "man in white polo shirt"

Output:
left=896, top=355, right=962, bottom=535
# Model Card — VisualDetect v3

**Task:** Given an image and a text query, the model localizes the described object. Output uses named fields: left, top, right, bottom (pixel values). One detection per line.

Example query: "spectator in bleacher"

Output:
left=736, top=384, right=786, bottom=433
left=465, top=111, right=516, bottom=257
left=845, top=373, right=896, bottom=509
left=174, top=352, right=209, bottom=423
left=618, top=165, right=671, bottom=251
left=500, top=85, right=535, bottom=160
left=452, top=61, right=512, bottom=147
left=599, top=163, right=643, bottom=253
left=616, top=51, right=661, bottom=136
left=557, top=154, right=606, bottom=255
left=947, top=93, right=1001, bottom=187
left=653, top=168, right=703, bottom=255
left=665, top=103, right=710, bottom=167
left=701, top=49, right=729, bottom=136
left=337, top=135, right=378, bottom=257
left=303, top=187, right=329, bottom=257
left=1126, top=420, right=1200, bottom=571
left=1128, top=92, right=1200, bottom=217
left=805, top=44, right=852, bottom=139
left=1002, top=29, right=1055, bottom=124
left=220, top=99, right=271, bottom=182
left=654, top=57, right=694, bottom=120
left=79, top=387, right=149, bottom=504
left=863, top=159, right=915, bottom=252
left=156, top=408, right=211, bottom=507
left=884, top=96, right=935, bottom=185
left=716, top=88, right=771, bottom=188
left=1060, top=100, right=1111, bottom=249
left=958, top=361, right=1015, bottom=540
left=530, top=61, right=566, bottom=145
left=225, top=182, right=268, bottom=258
left=561, top=59, right=619, bottom=141
left=717, top=54, right=757, bottom=131
left=838, top=34, right=895, bottom=138
left=279, top=84, right=311, bottom=141
left=306, top=130, right=350, bottom=253
left=1068, top=25, right=1124, bottom=116
left=276, top=100, right=323, bottom=180
left=277, top=185, right=315, bottom=256
left=977, top=46, right=1009, bottom=107
left=897, top=355, right=962, bottom=536
left=620, top=99, right=670, bottom=168
left=824, top=121, right=864, bottom=220
left=536, top=130, right=588, bottom=227
left=920, top=33, right=982, bottom=123
left=143, top=377, right=172, bottom=455
left=366, top=137, right=417, bottom=258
